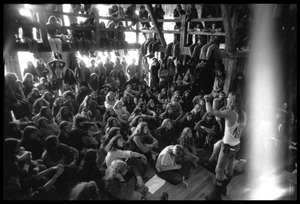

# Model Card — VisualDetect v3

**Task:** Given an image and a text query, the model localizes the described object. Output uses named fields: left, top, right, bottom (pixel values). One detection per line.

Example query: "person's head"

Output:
left=166, top=103, right=173, bottom=113
left=45, top=135, right=59, bottom=151
left=83, top=95, right=93, bottom=106
left=106, top=91, right=115, bottom=101
left=105, top=135, right=124, bottom=152
left=69, top=181, right=99, bottom=200
left=186, top=112, right=193, bottom=121
left=27, top=61, right=34, bottom=67
left=205, top=113, right=214, bottom=121
left=226, top=92, right=242, bottom=111
left=135, top=115, right=144, bottom=124
left=6, top=72, right=18, bottom=83
left=61, top=90, right=73, bottom=102
left=31, top=88, right=40, bottom=97
left=181, top=127, right=193, bottom=138
left=37, top=117, right=49, bottom=128
left=218, top=92, right=226, bottom=100
left=48, top=15, right=57, bottom=24
left=23, top=73, right=33, bottom=82
left=199, top=98, right=205, bottom=107
left=107, top=117, right=119, bottom=128
left=103, top=127, right=121, bottom=149
left=105, top=159, right=128, bottom=180
left=171, top=144, right=184, bottom=158
left=42, top=91, right=53, bottom=102
left=131, top=58, right=136, bottom=65
left=183, top=90, right=191, bottom=98
left=237, top=72, right=244, bottom=80
left=176, top=4, right=182, bottom=10
left=99, top=21, right=106, bottom=28
left=132, top=107, right=142, bottom=115
left=108, top=22, right=116, bottom=28
left=73, top=113, right=88, bottom=128
left=59, top=121, right=72, bottom=134
left=4, top=138, right=21, bottom=159
left=155, top=4, right=161, bottom=9
left=140, top=5, right=145, bottom=11
left=161, top=88, right=167, bottom=95
left=6, top=121, right=20, bottom=135
left=40, top=106, right=51, bottom=117
left=282, top=102, right=288, bottom=110
left=22, top=126, right=39, bottom=141
left=113, top=100, right=123, bottom=110
left=133, top=121, right=149, bottom=135
left=161, top=118, right=172, bottom=129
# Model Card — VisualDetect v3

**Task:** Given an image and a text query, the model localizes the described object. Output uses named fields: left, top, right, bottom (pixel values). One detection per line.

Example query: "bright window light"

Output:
left=97, top=4, right=109, bottom=16
left=246, top=4, right=286, bottom=200
left=63, top=4, right=71, bottom=26
left=19, top=8, right=31, bottom=18
left=17, top=51, right=35, bottom=80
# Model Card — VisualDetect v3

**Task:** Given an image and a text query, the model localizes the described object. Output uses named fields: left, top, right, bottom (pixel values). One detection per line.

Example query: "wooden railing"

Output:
left=13, top=5, right=228, bottom=56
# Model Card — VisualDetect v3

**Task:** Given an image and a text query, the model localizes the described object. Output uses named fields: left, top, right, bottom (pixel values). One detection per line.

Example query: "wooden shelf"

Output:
left=12, top=42, right=141, bottom=53
left=187, top=31, right=225, bottom=36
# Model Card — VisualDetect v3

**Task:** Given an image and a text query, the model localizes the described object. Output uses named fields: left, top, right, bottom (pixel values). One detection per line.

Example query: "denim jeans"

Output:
left=215, top=142, right=240, bottom=181
left=157, top=158, right=192, bottom=185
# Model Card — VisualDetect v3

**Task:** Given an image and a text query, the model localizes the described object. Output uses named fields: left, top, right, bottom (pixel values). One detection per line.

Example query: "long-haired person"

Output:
left=204, top=92, right=246, bottom=200
left=104, top=159, right=145, bottom=200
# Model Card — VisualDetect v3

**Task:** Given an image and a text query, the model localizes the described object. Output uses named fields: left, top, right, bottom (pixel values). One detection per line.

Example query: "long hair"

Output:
left=69, top=181, right=99, bottom=200
left=161, top=118, right=171, bottom=128
left=104, top=135, right=123, bottom=152
left=227, top=92, right=245, bottom=123
left=101, top=127, right=121, bottom=149
left=4, top=138, right=20, bottom=161
left=129, top=121, right=148, bottom=140
left=44, top=135, right=59, bottom=161
left=39, top=106, right=51, bottom=119
left=23, top=73, right=33, bottom=82
left=81, top=95, right=93, bottom=109
left=77, top=149, right=98, bottom=181
left=104, top=159, right=127, bottom=181
left=178, top=127, right=193, bottom=147
left=21, top=125, right=38, bottom=142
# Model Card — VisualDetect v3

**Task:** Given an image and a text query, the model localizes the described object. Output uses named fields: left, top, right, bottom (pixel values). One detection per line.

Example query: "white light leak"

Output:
left=17, top=52, right=35, bottom=80
left=19, top=8, right=31, bottom=18
left=246, top=4, right=287, bottom=200
left=63, top=4, right=71, bottom=27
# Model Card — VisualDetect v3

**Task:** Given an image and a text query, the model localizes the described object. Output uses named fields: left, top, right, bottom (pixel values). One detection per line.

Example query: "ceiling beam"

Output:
left=146, top=4, right=167, bottom=48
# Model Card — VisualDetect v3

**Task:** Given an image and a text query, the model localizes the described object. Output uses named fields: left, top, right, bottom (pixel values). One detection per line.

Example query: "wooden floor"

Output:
left=143, top=151, right=297, bottom=200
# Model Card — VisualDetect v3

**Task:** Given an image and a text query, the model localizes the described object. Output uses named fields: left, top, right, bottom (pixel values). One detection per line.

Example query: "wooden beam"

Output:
left=179, top=4, right=187, bottom=54
left=146, top=4, right=167, bottom=48
left=220, top=4, right=235, bottom=54
left=139, top=19, right=181, bottom=23
left=187, top=31, right=225, bottom=36
left=35, top=6, right=49, bottom=46
left=189, top=17, right=224, bottom=22
left=94, top=10, right=101, bottom=50
left=11, top=42, right=141, bottom=53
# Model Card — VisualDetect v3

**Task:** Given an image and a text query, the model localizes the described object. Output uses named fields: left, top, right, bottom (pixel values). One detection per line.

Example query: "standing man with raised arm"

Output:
left=204, top=92, right=247, bottom=200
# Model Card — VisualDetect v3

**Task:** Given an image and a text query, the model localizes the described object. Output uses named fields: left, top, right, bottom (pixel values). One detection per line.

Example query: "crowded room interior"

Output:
left=3, top=4, right=297, bottom=200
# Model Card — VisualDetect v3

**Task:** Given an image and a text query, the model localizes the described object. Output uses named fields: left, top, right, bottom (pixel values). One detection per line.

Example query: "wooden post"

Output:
left=223, top=57, right=237, bottom=94
left=36, top=5, right=49, bottom=46
left=94, top=11, right=100, bottom=50
left=136, top=20, right=139, bottom=44
left=220, top=4, right=235, bottom=54
left=179, top=4, right=187, bottom=54
left=146, top=4, right=167, bottom=48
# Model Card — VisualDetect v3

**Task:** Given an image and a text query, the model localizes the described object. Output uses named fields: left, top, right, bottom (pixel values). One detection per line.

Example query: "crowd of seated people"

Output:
left=4, top=4, right=296, bottom=201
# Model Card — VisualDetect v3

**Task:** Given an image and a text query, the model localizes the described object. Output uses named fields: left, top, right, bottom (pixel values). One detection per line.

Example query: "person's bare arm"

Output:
left=205, top=95, right=231, bottom=119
